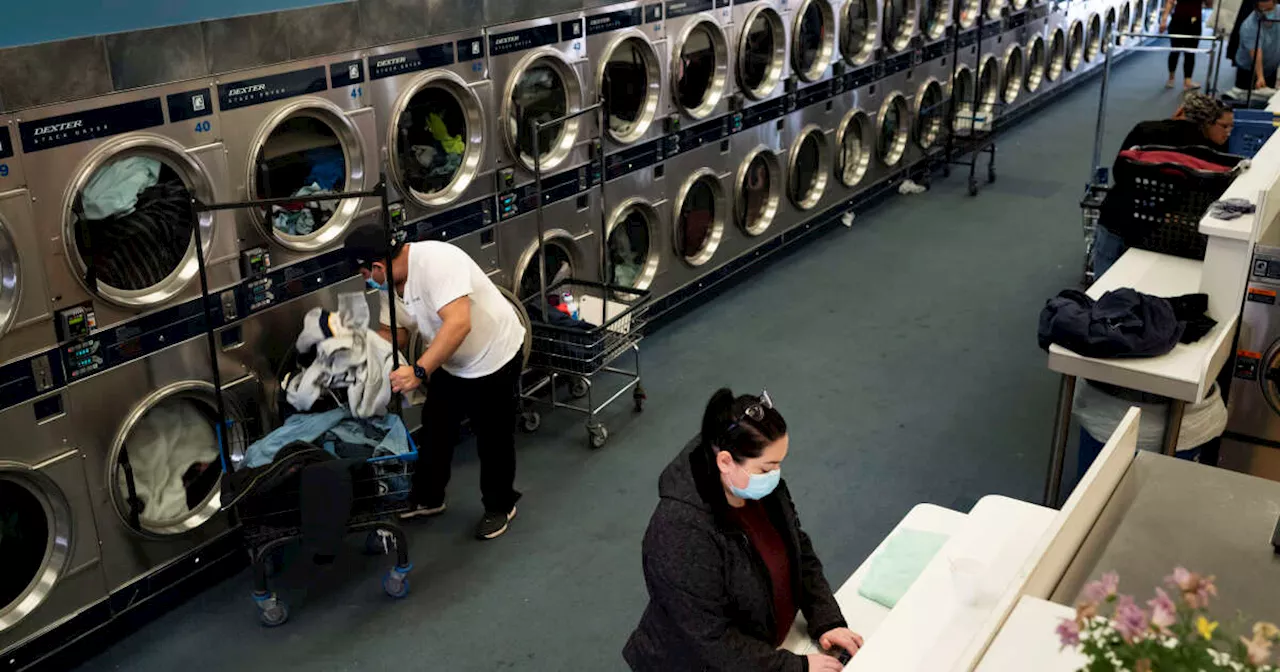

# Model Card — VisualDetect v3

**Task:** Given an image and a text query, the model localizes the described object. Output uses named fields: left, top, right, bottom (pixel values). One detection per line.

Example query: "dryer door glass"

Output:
left=1103, top=10, right=1116, bottom=52
left=794, top=1, right=831, bottom=80
left=72, top=155, right=198, bottom=300
left=256, top=116, right=348, bottom=240
left=879, top=95, right=909, bottom=165
left=953, top=68, right=976, bottom=133
left=0, top=219, right=18, bottom=338
left=916, top=82, right=944, bottom=148
left=608, top=206, right=656, bottom=289
left=112, top=395, right=228, bottom=535
left=1086, top=16, right=1101, bottom=62
left=978, top=59, right=999, bottom=117
left=1069, top=23, right=1084, bottom=70
left=1049, top=30, right=1067, bottom=81
left=740, top=10, right=783, bottom=97
left=738, top=152, right=779, bottom=235
left=396, top=84, right=471, bottom=202
left=1002, top=48, right=1023, bottom=103
left=789, top=131, right=826, bottom=209
left=676, top=25, right=721, bottom=112
left=511, top=60, right=570, bottom=166
left=677, top=177, right=720, bottom=265
left=924, top=0, right=948, bottom=40
left=1027, top=38, right=1046, bottom=92
left=603, top=37, right=659, bottom=143
left=0, top=477, right=50, bottom=618
left=518, top=240, right=575, bottom=303
left=1118, top=5, right=1131, bottom=44
left=838, top=113, right=870, bottom=187
left=841, top=0, right=874, bottom=64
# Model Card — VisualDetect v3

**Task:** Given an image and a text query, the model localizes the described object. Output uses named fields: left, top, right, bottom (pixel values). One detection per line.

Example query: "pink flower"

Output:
left=1167, top=567, right=1196, bottom=592
left=1056, top=618, right=1081, bottom=648
left=1194, top=574, right=1218, bottom=609
left=1083, top=572, right=1121, bottom=603
left=1113, top=595, right=1150, bottom=643
left=1241, top=634, right=1274, bottom=666
left=1147, top=588, right=1177, bottom=633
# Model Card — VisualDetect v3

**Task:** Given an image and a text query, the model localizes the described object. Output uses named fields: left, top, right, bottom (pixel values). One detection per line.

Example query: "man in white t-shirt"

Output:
left=345, top=225, right=526, bottom=540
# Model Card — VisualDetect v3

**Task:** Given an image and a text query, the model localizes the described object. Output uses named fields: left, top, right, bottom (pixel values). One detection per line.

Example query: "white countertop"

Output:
left=974, top=596, right=1088, bottom=672
left=1047, top=249, right=1238, bottom=403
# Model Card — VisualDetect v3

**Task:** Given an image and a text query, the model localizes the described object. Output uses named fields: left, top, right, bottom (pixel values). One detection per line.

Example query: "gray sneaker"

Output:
left=400, top=501, right=446, bottom=520
left=475, top=507, right=517, bottom=540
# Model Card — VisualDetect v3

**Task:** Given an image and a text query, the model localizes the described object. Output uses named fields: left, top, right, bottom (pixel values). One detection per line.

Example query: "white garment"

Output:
left=1072, top=382, right=1228, bottom=452
left=116, top=399, right=218, bottom=525
left=378, top=289, right=417, bottom=336
left=400, top=241, right=525, bottom=379
left=286, top=293, right=394, bottom=418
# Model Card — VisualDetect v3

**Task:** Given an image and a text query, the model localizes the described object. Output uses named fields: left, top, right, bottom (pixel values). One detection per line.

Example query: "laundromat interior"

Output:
left=5, top=0, right=1278, bottom=669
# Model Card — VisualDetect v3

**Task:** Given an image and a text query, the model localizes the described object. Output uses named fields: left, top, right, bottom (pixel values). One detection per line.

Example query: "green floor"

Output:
left=73, top=50, right=1187, bottom=671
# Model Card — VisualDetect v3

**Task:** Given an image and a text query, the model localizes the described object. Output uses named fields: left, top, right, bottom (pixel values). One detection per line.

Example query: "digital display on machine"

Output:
left=247, top=278, right=276, bottom=312
left=19, top=98, right=165, bottom=153
left=55, top=304, right=97, bottom=342
left=64, top=339, right=104, bottom=380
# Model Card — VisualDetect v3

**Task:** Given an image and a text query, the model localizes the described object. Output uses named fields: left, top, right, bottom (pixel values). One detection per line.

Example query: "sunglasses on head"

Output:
left=728, top=391, right=774, bottom=432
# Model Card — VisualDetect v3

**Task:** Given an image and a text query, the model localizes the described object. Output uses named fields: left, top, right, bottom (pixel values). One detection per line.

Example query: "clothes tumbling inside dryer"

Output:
left=510, top=62, right=570, bottom=165
left=518, top=240, right=576, bottom=303
left=609, top=208, right=652, bottom=288
left=676, top=26, right=720, bottom=112
left=396, top=86, right=468, bottom=197
left=113, top=397, right=221, bottom=532
left=0, top=478, right=48, bottom=613
left=256, top=116, right=347, bottom=238
left=739, top=154, right=777, bottom=234
left=603, top=39, right=653, bottom=139
left=72, top=155, right=196, bottom=294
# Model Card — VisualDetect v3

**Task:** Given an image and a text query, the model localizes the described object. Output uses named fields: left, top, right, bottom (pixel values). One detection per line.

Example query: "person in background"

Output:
left=343, top=225, right=526, bottom=540
left=1161, top=0, right=1210, bottom=90
left=624, top=389, right=862, bottom=672
left=1235, top=0, right=1280, bottom=90
left=1093, top=93, right=1233, bottom=277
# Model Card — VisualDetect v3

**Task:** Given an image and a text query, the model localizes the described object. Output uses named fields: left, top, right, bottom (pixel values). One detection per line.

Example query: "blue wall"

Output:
left=0, top=0, right=345, bottom=48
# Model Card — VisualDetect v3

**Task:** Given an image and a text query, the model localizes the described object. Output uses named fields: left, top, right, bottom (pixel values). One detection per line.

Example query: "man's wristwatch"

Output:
left=413, top=365, right=428, bottom=381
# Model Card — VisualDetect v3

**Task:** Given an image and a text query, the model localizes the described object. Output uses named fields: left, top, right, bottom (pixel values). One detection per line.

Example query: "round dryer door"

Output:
left=0, top=470, right=71, bottom=633
left=915, top=81, right=945, bottom=149
left=792, top=0, right=836, bottom=83
left=66, top=138, right=216, bottom=309
left=1011, top=0, right=1029, bottom=10
left=599, top=33, right=663, bottom=145
left=251, top=101, right=366, bottom=252
left=606, top=200, right=662, bottom=290
left=1002, top=45, right=1025, bottom=104
left=1048, top=29, right=1067, bottom=81
left=878, top=93, right=910, bottom=167
left=736, top=148, right=782, bottom=235
left=837, top=110, right=873, bottom=188
left=957, top=0, right=981, bottom=29
left=841, top=0, right=877, bottom=65
left=882, top=0, right=918, bottom=52
left=922, top=0, right=949, bottom=41
left=505, top=52, right=584, bottom=172
left=1068, top=22, right=1085, bottom=71
left=952, top=66, right=977, bottom=133
left=986, top=0, right=1006, bottom=21
left=515, top=232, right=583, bottom=303
left=789, top=127, right=830, bottom=210
left=390, top=72, right=486, bottom=207
left=672, top=19, right=729, bottom=119
left=1085, top=15, right=1102, bottom=63
left=1118, top=3, right=1132, bottom=45
left=1026, top=37, right=1047, bottom=93
left=108, top=381, right=247, bottom=537
left=674, top=170, right=726, bottom=266
left=978, top=56, right=1000, bottom=119
left=738, top=7, right=787, bottom=100
left=0, top=216, right=19, bottom=338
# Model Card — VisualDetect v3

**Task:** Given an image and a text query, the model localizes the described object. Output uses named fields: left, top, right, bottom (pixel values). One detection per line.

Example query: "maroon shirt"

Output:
left=728, top=500, right=796, bottom=646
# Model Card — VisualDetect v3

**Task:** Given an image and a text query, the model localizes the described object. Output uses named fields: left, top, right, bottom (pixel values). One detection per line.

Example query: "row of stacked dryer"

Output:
left=0, top=0, right=1151, bottom=660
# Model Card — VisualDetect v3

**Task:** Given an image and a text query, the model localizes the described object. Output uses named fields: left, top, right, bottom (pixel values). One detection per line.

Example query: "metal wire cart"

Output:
left=186, top=179, right=418, bottom=627
left=943, top=3, right=1006, bottom=196
left=517, top=102, right=649, bottom=450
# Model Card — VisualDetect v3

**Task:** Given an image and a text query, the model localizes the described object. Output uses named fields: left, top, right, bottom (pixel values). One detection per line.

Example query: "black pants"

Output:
left=1168, top=15, right=1200, bottom=78
left=412, top=353, right=522, bottom=514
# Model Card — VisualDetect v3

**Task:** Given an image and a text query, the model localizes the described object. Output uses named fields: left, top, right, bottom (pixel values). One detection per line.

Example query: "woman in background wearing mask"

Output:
left=624, top=389, right=862, bottom=672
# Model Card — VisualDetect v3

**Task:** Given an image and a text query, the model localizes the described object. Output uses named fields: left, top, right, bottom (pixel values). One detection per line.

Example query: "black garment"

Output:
left=1235, top=62, right=1279, bottom=89
left=1168, top=13, right=1202, bottom=77
left=1117, top=119, right=1219, bottom=152
left=413, top=353, right=522, bottom=514
left=728, top=501, right=797, bottom=647
left=1037, top=288, right=1216, bottom=358
left=299, top=457, right=360, bottom=560
left=623, top=440, right=846, bottom=672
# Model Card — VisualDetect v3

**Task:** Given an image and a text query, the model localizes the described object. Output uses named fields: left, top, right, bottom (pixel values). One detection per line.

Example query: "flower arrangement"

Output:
left=1056, top=567, right=1280, bottom=671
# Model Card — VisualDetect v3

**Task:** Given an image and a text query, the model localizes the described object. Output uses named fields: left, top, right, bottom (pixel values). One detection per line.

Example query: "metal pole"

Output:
left=1091, top=44, right=1114, bottom=182
left=189, top=198, right=233, bottom=476
left=532, top=115, right=549, bottom=324
left=377, top=177, right=403, bottom=416
left=596, top=98, right=611, bottom=321
left=1161, top=400, right=1187, bottom=455
left=1043, top=374, right=1078, bottom=507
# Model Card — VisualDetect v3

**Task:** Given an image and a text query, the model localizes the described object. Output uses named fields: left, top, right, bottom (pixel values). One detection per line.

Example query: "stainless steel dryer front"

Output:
left=218, top=52, right=378, bottom=269
left=498, top=190, right=601, bottom=303
left=908, top=62, right=950, bottom=165
left=0, top=406, right=107, bottom=664
left=791, top=0, right=840, bottom=83
left=62, top=333, right=261, bottom=594
left=1019, top=13, right=1050, bottom=104
left=920, top=0, right=955, bottom=45
left=781, top=102, right=841, bottom=229
left=366, top=30, right=494, bottom=225
left=726, top=126, right=786, bottom=256
left=733, top=0, right=791, bottom=105
left=1083, top=10, right=1103, bottom=67
left=0, top=115, right=55, bottom=367
left=18, top=82, right=238, bottom=337
left=1064, top=11, right=1087, bottom=78
left=882, top=0, right=923, bottom=52
left=662, top=140, right=734, bottom=293
left=1043, top=5, right=1069, bottom=89
left=488, top=12, right=591, bottom=185
left=840, top=0, right=882, bottom=68
left=666, top=0, right=736, bottom=122
left=586, top=2, right=669, bottom=154
left=830, top=76, right=879, bottom=198
left=602, top=165, right=672, bottom=299
left=874, top=68, right=914, bottom=176
left=998, top=39, right=1027, bottom=110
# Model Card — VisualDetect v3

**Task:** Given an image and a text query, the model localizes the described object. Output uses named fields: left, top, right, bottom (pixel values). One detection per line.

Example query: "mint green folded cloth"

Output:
left=856, top=529, right=950, bottom=609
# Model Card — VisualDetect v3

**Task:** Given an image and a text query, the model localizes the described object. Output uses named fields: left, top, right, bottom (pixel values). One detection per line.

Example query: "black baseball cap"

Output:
left=343, top=224, right=397, bottom=270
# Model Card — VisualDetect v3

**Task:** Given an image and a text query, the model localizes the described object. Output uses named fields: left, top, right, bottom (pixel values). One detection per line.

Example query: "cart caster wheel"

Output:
left=569, top=377, right=590, bottom=399
left=633, top=386, right=647, bottom=412
left=968, top=177, right=979, bottom=196
left=383, top=573, right=410, bottom=599
left=255, top=595, right=288, bottom=627
left=519, top=411, right=542, bottom=433
left=587, top=423, right=609, bottom=450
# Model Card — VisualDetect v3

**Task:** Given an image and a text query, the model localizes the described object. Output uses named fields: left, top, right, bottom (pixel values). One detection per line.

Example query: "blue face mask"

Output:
left=728, top=464, right=781, bottom=500
left=366, top=276, right=389, bottom=292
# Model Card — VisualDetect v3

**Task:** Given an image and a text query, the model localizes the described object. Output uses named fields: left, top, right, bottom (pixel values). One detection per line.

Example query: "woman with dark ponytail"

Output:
left=623, top=389, right=862, bottom=672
